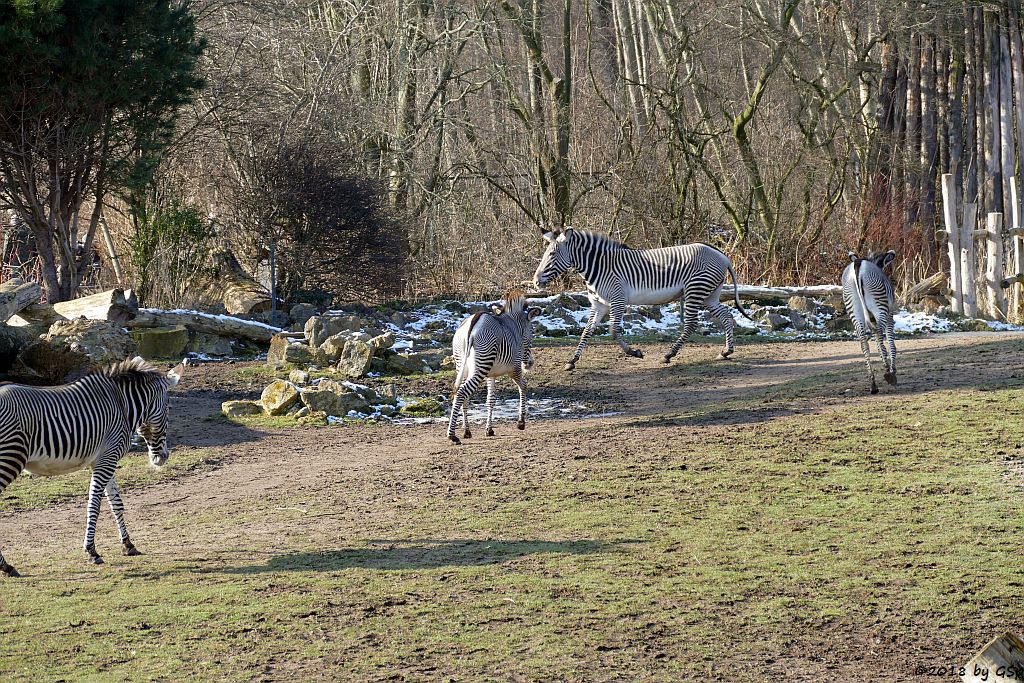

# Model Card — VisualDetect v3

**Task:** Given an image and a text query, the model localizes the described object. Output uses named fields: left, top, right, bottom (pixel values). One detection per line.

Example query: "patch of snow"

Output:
left=984, top=320, right=1024, bottom=331
left=141, top=308, right=283, bottom=333
left=893, top=311, right=954, bottom=333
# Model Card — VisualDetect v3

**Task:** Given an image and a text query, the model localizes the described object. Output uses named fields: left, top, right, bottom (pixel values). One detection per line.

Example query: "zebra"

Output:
left=842, top=250, right=897, bottom=394
left=447, top=290, right=541, bottom=444
left=0, top=357, right=185, bottom=577
left=532, top=227, right=752, bottom=370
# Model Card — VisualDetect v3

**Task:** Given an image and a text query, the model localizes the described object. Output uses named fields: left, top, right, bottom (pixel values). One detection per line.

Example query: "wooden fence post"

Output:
left=1011, top=178, right=1024, bottom=321
left=986, top=212, right=1008, bottom=320
left=941, top=174, right=963, bottom=314
left=961, top=203, right=979, bottom=318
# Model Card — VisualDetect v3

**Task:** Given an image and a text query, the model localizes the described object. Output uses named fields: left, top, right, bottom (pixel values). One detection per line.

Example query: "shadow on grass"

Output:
left=222, top=538, right=616, bottom=573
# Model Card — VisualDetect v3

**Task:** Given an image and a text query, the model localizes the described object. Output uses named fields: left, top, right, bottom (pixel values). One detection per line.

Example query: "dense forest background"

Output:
left=3, top=1, right=1024, bottom=306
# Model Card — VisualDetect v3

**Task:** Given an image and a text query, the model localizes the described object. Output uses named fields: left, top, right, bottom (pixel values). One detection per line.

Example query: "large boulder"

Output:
left=385, top=353, right=432, bottom=376
left=399, top=397, right=445, bottom=417
left=268, top=334, right=321, bottom=368
left=336, top=340, right=373, bottom=378
left=188, top=333, right=233, bottom=357
left=261, top=379, right=300, bottom=416
left=289, top=303, right=317, bottom=327
left=299, top=380, right=371, bottom=416
left=305, top=314, right=366, bottom=348
left=787, top=296, right=817, bottom=314
left=132, top=325, right=189, bottom=359
left=367, top=332, right=396, bottom=354
left=759, top=312, right=790, bottom=331
left=222, top=400, right=263, bottom=418
left=11, top=319, right=136, bottom=384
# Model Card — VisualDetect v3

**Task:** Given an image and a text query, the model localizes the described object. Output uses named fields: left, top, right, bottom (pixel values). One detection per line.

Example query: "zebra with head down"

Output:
left=0, top=357, right=185, bottom=577
left=447, top=290, right=541, bottom=444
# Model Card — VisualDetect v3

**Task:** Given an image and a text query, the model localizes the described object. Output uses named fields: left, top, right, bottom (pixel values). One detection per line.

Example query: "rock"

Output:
left=367, top=332, right=396, bottom=354
left=385, top=353, right=431, bottom=375
left=300, top=380, right=371, bottom=416
left=261, top=379, right=300, bottom=416
left=378, top=384, right=398, bottom=399
left=960, top=318, right=991, bottom=332
left=268, top=334, right=317, bottom=368
left=399, top=397, right=445, bottom=417
left=289, top=369, right=311, bottom=385
left=919, top=295, right=945, bottom=314
left=760, top=312, right=790, bottom=331
left=336, top=340, right=374, bottom=378
left=442, top=301, right=466, bottom=314
left=825, top=315, right=854, bottom=332
left=305, top=314, right=365, bottom=348
left=440, top=355, right=455, bottom=370
left=788, top=310, right=807, bottom=331
left=0, top=325, right=34, bottom=370
left=555, top=293, right=581, bottom=311
left=132, top=325, right=189, bottom=359
left=12, top=319, right=136, bottom=384
left=390, top=312, right=410, bottom=328
left=735, top=324, right=760, bottom=336
left=787, top=296, right=817, bottom=313
left=377, top=404, right=397, bottom=416
left=821, top=295, right=846, bottom=315
left=319, top=331, right=355, bottom=363
left=289, top=303, right=317, bottom=327
left=187, top=333, right=233, bottom=357
left=294, top=406, right=310, bottom=418
left=221, top=400, right=263, bottom=418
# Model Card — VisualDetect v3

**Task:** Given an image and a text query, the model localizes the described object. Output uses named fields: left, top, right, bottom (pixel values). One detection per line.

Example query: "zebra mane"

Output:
left=502, top=288, right=527, bottom=315
left=97, top=357, right=165, bottom=383
left=570, top=230, right=630, bottom=251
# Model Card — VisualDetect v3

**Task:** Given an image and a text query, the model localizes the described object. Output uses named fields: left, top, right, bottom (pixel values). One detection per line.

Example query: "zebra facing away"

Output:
left=448, top=291, right=541, bottom=445
left=532, top=228, right=752, bottom=370
left=842, top=250, right=898, bottom=395
left=0, top=357, right=185, bottom=577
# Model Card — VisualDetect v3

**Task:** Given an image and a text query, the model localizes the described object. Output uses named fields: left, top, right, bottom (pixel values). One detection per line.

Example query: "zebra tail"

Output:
left=727, top=265, right=754, bottom=320
left=852, top=257, right=871, bottom=327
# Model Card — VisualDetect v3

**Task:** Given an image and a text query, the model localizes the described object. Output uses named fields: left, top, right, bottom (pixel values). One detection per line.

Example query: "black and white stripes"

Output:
left=0, top=357, right=185, bottom=576
left=532, top=228, right=751, bottom=370
left=447, top=291, right=540, bottom=444
left=842, top=250, right=898, bottom=394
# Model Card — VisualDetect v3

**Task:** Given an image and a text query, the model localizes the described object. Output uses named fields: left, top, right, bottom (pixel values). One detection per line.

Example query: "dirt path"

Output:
left=4, top=331, right=1021, bottom=559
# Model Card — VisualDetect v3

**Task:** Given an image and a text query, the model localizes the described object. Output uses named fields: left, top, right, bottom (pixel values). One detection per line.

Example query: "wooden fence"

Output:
left=942, top=173, right=1024, bottom=322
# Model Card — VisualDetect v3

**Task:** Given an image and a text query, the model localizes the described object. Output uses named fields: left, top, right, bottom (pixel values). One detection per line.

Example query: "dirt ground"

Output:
left=3, top=332, right=1024, bottom=681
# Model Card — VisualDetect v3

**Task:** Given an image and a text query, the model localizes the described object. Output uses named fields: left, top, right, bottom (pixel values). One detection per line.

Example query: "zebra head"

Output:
left=533, top=229, right=575, bottom=289
left=130, top=359, right=186, bottom=467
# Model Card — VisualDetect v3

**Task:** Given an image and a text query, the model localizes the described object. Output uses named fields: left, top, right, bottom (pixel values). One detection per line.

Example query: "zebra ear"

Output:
left=527, top=307, right=542, bottom=320
left=882, top=250, right=896, bottom=268
left=847, top=251, right=858, bottom=263
left=167, top=362, right=186, bottom=386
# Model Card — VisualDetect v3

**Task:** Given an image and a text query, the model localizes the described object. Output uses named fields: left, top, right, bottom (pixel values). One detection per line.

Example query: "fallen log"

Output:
left=215, top=250, right=273, bottom=316
left=52, top=288, right=138, bottom=324
left=128, top=309, right=282, bottom=344
left=6, top=303, right=63, bottom=328
left=903, top=271, right=948, bottom=302
left=0, top=278, right=42, bottom=320
left=719, top=284, right=843, bottom=303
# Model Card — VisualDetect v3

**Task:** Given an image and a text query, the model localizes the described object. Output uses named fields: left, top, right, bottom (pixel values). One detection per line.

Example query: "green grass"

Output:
left=1, top=449, right=217, bottom=511
left=2, top=342, right=1024, bottom=680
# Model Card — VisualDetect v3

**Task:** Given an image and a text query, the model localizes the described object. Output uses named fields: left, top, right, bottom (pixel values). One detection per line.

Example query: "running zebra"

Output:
left=842, top=250, right=898, bottom=394
left=532, top=228, right=752, bottom=370
left=448, top=290, right=540, bottom=444
left=0, top=357, right=185, bottom=577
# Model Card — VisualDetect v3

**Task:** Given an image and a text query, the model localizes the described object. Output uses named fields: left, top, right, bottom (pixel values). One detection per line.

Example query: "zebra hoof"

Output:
left=884, top=372, right=897, bottom=386
left=463, top=428, right=472, bottom=439
left=719, top=350, right=734, bottom=360
left=0, top=562, right=20, bottom=578
left=870, top=384, right=879, bottom=395
left=486, top=428, right=495, bottom=437
left=88, top=554, right=104, bottom=565
left=564, top=362, right=576, bottom=372
left=449, top=435, right=462, bottom=445
left=626, top=348, right=644, bottom=359
left=516, top=422, right=525, bottom=431
left=122, top=542, right=142, bottom=557
left=661, top=355, right=672, bottom=364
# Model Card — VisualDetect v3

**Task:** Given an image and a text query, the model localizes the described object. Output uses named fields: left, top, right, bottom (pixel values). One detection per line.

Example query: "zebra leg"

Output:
left=609, top=298, right=643, bottom=359
left=0, top=451, right=27, bottom=577
left=104, top=479, right=141, bottom=556
left=707, top=303, right=737, bottom=359
left=447, top=374, right=482, bottom=445
left=514, top=371, right=527, bottom=430
left=882, top=315, right=898, bottom=385
left=664, top=300, right=701, bottom=363
left=567, top=301, right=609, bottom=370
left=854, top=322, right=878, bottom=395
left=84, top=462, right=119, bottom=564
left=461, top=400, right=471, bottom=439
left=485, top=378, right=497, bottom=437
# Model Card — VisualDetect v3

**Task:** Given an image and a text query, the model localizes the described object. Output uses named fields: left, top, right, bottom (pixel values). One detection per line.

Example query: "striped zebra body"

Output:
left=0, top=357, right=184, bottom=576
left=532, top=228, right=751, bottom=370
left=842, top=250, right=897, bottom=394
left=448, top=291, right=540, bottom=444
